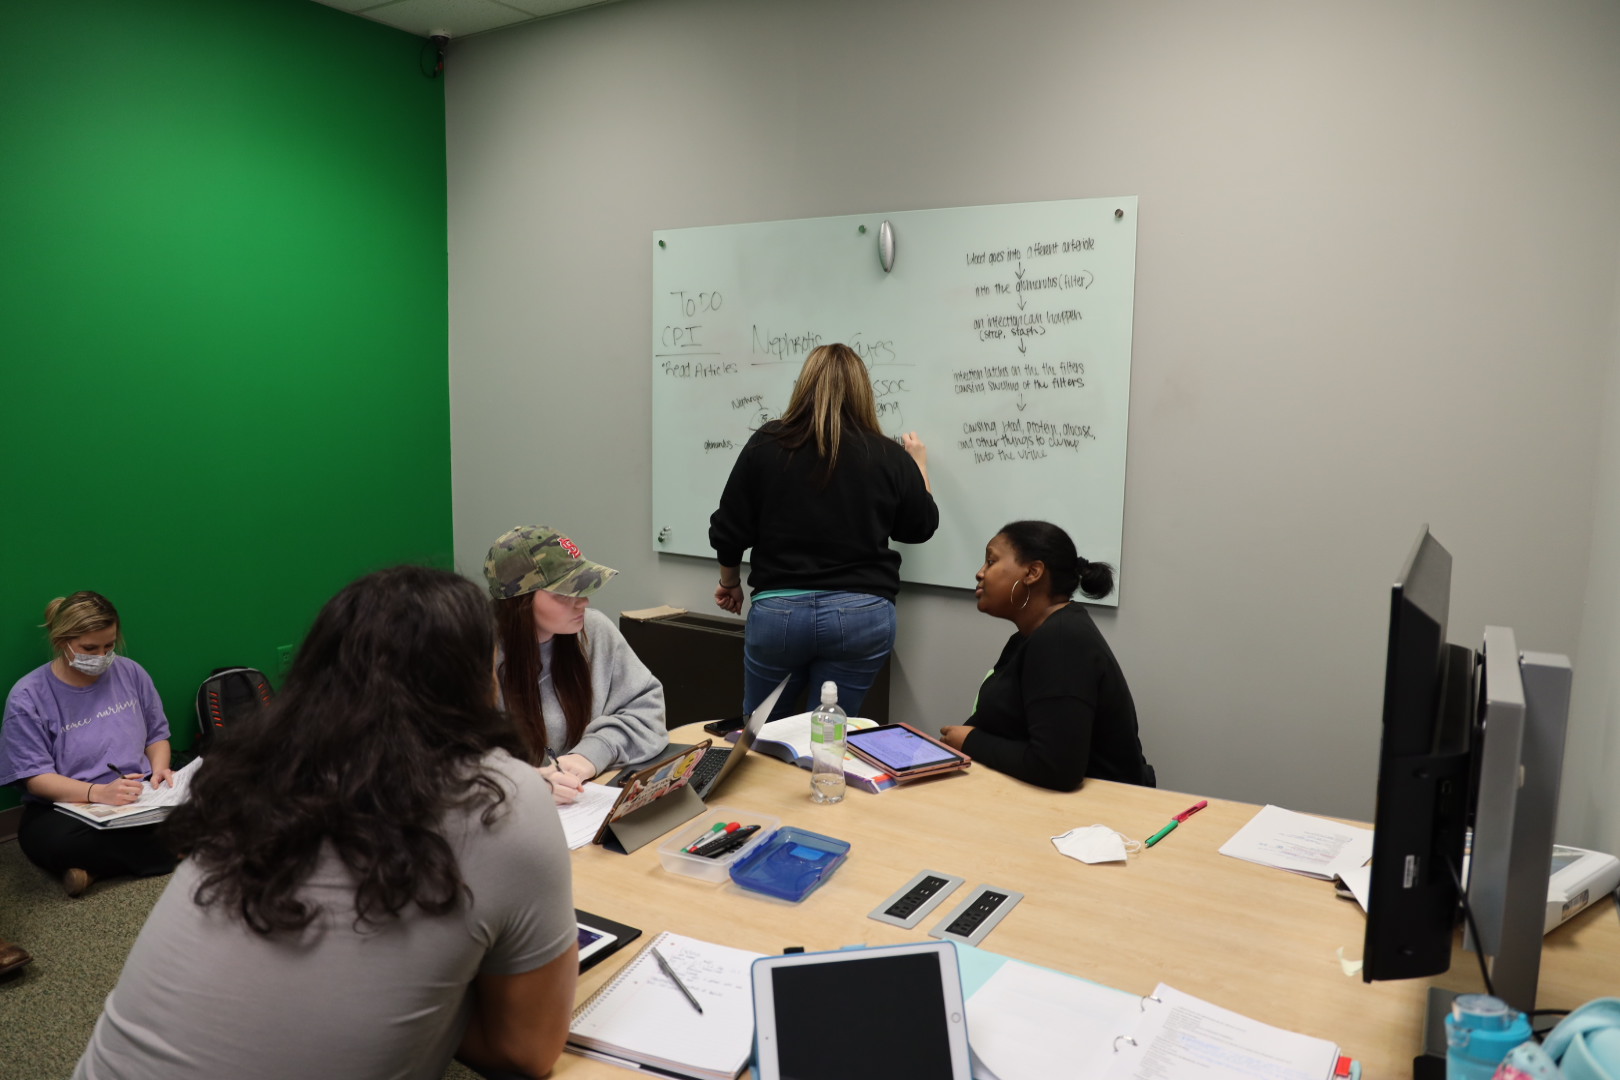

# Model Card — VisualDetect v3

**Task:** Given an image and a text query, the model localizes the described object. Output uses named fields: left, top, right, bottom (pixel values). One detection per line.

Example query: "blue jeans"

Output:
left=743, top=591, right=896, bottom=721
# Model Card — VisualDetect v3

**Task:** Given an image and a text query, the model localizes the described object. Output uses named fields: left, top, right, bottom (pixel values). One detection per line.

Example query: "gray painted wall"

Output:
left=1565, top=255, right=1620, bottom=855
left=446, top=0, right=1620, bottom=830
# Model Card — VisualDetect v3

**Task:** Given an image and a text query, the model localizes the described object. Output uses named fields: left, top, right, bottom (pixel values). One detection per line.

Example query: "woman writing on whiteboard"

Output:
left=487, top=525, right=667, bottom=804
left=710, top=343, right=938, bottom=720
left=938, top=521, right=1154, bottom=790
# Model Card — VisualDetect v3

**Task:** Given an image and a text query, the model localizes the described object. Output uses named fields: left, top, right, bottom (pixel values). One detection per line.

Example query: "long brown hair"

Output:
left=494, top=595, right=593, bottom=760
left=773, top=343, right=884, bottom=474
left=163, top=566, right=525, bottom=935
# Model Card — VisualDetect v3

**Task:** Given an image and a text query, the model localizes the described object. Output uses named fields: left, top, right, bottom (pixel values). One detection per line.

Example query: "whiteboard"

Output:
left=651, top=196, right=1137, bottom=603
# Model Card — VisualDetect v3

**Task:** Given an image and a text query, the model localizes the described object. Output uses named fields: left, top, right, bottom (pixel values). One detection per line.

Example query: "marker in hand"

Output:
left=1145, top=799, right=1208, bottom=848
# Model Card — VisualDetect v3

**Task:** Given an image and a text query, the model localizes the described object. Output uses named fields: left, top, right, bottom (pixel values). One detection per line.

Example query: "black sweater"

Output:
left=708, top=425, right=939, bottom=601
left=964, top=604, right=1151, bottom=790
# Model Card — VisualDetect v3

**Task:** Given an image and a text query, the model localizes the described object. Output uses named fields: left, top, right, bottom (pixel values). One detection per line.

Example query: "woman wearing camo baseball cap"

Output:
left=485, top=526, right=668, bottom=804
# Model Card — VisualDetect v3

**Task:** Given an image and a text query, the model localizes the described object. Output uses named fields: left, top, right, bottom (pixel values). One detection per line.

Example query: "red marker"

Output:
left=1174, top=800, right=1208, bottom=823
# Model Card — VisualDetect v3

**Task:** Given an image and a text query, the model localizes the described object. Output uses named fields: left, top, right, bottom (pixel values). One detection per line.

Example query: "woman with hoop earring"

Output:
left=937, top=521, right=1154, bottom=790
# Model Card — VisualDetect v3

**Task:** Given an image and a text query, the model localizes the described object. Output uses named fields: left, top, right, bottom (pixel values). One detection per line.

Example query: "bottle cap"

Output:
left=820, top=681, right=837, bottom=704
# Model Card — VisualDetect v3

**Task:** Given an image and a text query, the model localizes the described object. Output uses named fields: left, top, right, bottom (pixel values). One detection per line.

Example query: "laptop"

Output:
left=608, top=676, right=788, bottom=800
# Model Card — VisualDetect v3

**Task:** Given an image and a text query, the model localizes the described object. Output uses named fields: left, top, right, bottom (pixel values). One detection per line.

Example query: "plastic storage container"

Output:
left=656, top=806, right=781, bottom=883
left=727, top=826, right=851, bottom=902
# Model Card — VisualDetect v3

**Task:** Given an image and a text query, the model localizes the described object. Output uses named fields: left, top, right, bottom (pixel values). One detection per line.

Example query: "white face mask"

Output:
left=67, top=648, right=116, bottom=676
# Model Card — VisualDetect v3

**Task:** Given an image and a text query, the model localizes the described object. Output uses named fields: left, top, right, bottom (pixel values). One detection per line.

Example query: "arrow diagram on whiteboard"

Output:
left=1017, top=338, right=1028, bottom=355
left=1016, top=392, right=1027, bottom=412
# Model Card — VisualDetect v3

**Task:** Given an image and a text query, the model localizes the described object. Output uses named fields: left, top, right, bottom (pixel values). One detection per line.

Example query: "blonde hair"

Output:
left=775, top=343, right=883, bottom=472
left=43, top=591, right=124, bottom=655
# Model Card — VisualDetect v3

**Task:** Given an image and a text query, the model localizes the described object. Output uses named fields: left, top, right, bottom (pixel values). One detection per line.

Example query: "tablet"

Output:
left=845, top=723, right=970, bottom=776
left=751, top=941, right=972, bottom=1080
left=576, top=921, right=618, bottom=966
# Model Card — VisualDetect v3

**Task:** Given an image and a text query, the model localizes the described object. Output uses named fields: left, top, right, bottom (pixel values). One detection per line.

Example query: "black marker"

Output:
left=696, top=824, right=761, bottom=858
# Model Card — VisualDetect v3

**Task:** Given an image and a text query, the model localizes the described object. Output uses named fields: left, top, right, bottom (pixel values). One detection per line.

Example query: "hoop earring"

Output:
left=1011, top=579, right=1031, bottom=611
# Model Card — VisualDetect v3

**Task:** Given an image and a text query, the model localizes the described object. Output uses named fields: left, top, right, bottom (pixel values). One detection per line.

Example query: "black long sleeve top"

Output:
left=963, top=604, right=1152, bottom=790
left=708, top=424, right=939, bottom=601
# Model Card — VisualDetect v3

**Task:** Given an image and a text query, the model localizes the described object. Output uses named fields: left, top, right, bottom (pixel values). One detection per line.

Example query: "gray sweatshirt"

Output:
left=536, top=607, right=667, bottom=773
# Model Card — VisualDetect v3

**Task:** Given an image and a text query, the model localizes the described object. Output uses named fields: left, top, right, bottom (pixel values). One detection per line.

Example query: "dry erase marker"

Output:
left=698, top=824, right=761, bottom=858
left=651, top=947, right=704, bottom=1014
left=1174, top=800, right=1208, bottom=823
left=686, top=821, right=734, bottom=853
left=691, top=824, right=750, bottom=857
left=1146, top=800, right=1208, bottom=847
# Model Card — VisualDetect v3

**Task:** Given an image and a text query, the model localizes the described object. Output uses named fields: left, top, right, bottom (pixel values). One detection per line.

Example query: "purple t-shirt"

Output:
left=0, top=657, right=170, bottom=802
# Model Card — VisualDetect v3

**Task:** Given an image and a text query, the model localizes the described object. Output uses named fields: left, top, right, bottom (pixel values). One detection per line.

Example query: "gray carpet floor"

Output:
left=0, top=838, right=478, bottom=1080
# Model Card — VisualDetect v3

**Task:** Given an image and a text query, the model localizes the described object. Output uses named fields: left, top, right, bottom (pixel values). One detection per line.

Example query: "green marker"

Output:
left=1144, top=820, right=1178, bottom=847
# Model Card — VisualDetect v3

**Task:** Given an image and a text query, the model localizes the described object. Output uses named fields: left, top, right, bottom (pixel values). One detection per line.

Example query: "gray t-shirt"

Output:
left=73, top=751, right=574, bottom=1080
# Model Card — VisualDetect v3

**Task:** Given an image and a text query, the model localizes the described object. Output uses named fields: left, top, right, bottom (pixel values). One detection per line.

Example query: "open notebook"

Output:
left=568, top=931, right=762, bottom=1080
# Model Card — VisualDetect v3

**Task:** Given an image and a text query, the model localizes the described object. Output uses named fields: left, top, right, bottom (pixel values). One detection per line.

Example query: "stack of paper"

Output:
left=1103, top=984, right=1342, bottom=1080
left=555, top=783, right=622, bottom=850
left=1217, top=804, right=1373, bottom=882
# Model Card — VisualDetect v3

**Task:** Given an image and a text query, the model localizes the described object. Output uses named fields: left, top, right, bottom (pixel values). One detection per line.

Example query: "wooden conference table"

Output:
left=562, top=724, right=1619, bottom=1078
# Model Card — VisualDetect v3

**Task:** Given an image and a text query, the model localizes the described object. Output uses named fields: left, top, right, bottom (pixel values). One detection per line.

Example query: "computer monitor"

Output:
left=1363, top=526, right=1475, bottom=982
left=1361, top=527, right=1573, bottom=1076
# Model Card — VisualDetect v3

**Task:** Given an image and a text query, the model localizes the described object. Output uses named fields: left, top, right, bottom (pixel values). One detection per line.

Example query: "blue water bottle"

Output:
left=1445, top=994, right=1532, bottom=1080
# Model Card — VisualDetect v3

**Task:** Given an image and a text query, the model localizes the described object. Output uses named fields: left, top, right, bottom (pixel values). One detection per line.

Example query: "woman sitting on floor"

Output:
left=938, top=521, right=1155, bottom=791
left=73, top=566, right=578, bottom=1080
left=487, top=525, right=667, bottom=804
left=0, top=591, right=178, bottom=897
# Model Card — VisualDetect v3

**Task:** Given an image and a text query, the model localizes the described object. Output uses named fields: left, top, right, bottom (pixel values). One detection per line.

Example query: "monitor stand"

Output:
left=1414, top=986, right=1457, bottom=1079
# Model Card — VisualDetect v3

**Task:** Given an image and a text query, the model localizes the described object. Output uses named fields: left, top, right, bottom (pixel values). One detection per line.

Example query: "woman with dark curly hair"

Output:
left=73, top=567, right=578, bottom=1080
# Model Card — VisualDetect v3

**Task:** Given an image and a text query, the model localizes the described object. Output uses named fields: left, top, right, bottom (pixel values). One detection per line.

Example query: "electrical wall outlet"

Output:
left=277, top=644, right=295, bottom=678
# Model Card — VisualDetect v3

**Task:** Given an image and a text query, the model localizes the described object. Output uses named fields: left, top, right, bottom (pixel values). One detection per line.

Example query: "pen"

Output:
left=651, top=947, right=704, bottom=1014
left=108, top=763, right=150, bottom=781
left=1145, top=800, right=1208, bottom=848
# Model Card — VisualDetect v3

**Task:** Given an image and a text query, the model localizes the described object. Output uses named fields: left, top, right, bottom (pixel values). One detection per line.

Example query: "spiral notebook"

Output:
left=567, top=931, right=762, bottom=1080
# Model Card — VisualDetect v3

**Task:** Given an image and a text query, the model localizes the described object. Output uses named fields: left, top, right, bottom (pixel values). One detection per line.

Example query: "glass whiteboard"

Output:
left=651, top=196, right=1137, bottom=603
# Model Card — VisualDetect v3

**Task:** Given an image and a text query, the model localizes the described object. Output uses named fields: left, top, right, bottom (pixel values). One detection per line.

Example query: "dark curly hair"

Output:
left=163, top=565, right=526, bottom=935
left=997, top=520, right=1115, bottom=601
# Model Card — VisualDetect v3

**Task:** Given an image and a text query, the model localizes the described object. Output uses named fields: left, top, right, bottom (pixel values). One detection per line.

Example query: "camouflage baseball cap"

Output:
left=484, top=526, right=619, bottom=600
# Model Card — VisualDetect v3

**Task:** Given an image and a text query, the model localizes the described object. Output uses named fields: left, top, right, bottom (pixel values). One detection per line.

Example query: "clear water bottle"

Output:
left=809, top=681, right=846, bottom=804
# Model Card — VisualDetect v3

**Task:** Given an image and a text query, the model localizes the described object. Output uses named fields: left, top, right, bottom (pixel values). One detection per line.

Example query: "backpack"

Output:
left=194, top=667, right=274, bottom=752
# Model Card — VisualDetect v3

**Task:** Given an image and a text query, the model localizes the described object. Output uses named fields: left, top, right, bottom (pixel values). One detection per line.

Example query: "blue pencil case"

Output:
left=727, top=826, right=851, bottom=902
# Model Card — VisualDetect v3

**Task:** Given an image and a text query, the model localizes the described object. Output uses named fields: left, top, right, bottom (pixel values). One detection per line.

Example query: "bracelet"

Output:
left=718, top=579, right=740, bottom=589
left=86, top=781, right=95, bottom=803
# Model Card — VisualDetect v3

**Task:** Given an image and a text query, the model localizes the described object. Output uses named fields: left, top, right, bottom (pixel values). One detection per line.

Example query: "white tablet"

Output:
left=576, top=921, right=619, bottom=966
left=751, top=941, right=972, bottom=1080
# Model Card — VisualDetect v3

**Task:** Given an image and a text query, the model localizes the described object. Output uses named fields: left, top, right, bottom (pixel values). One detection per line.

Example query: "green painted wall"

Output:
left=0, top=0, right=451, bottom=810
